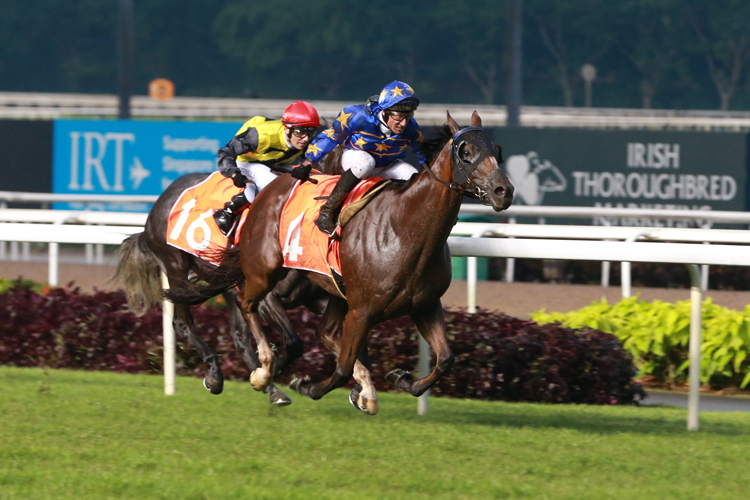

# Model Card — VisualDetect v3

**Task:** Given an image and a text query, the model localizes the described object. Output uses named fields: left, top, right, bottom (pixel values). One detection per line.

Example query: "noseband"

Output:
left=422, top=126, right=500, bottom=203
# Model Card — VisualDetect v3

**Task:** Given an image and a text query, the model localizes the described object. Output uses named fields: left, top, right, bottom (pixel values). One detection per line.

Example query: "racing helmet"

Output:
left=377, top=81, right=420, bottom=113
left=281, top=101, right=321, bottom=128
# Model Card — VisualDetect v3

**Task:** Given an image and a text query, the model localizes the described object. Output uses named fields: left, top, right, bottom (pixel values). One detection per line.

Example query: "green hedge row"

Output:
left=533, top=297, right=750, bottom=390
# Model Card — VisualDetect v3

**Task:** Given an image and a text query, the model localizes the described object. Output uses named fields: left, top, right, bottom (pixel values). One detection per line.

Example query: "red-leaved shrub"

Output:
left=0, top=283, right=644, bottom=404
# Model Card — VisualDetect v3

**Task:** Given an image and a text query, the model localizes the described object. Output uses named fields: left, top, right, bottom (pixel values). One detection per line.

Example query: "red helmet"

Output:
left=282, top=101, right=321, bottom=128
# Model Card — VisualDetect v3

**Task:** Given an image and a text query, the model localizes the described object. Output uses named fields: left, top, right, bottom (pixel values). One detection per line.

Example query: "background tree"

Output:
left=686, top=0, right=750, bottom=110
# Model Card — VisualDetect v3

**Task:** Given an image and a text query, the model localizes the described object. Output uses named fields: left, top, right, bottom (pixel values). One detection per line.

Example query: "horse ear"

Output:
left=446, top=112, right=460, bottom=135
left=471, top=111, right=482, bottom=128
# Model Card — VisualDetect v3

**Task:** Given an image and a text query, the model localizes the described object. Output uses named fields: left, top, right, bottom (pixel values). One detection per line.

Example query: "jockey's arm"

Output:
left=217, top=128, right=260, bottom=177
left=301, top=109, right=352, bottom=167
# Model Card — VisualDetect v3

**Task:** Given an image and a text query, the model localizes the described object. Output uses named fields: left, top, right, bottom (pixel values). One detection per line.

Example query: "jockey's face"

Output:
left=287, top=127, right=315, bottom=150
left=385, top=110, right=413, bottom=135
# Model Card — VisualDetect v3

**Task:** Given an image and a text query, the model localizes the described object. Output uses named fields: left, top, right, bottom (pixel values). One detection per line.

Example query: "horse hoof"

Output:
left=348, top=385, right=378, bottom=415
left=360, top=394, right=379, bottom=415
left=270, top=392, right=292, bottom=407
left=203, top=377, right=223, bottom=395
left=250, top=368, right=270, bottom=392
left=290, top=375, right=312, bottom=395
left=385, top=369, right=414, bottom=391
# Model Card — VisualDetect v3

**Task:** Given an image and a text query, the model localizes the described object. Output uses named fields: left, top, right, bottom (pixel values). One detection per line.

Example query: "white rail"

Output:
left=5, top=91, right=750, bottom=130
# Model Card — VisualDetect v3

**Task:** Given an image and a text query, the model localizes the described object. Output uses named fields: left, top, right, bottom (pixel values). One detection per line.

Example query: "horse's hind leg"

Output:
left=224, top=289, right=291, bottom=406
left=386, top=300, right=454, bottom=397
left=257, top=292, right=304, bottom=373
left=172, top=302, right=224, bottom=394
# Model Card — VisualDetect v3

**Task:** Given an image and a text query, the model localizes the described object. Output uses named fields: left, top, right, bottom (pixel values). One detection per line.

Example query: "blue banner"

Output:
left=53, top=119, right=242, bottom=211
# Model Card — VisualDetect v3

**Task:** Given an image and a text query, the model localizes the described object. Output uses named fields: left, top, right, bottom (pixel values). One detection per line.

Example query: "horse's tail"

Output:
left=111, top=233, right=162, bottom=316
left=163, top=246, right=244, bottom=306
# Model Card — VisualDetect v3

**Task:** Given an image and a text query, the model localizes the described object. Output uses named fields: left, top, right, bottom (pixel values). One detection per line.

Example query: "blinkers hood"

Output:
left=451, top=127, right=500, bottom=187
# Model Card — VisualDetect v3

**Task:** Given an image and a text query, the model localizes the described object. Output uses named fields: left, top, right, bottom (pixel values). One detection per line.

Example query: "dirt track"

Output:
left=4, top=260, right=750, bottom=318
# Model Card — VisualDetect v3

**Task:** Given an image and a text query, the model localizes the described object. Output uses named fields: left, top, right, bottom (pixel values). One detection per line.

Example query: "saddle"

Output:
left=166, top=171, right=247, bottom=265
left=279, top=174, right=390, bottom=298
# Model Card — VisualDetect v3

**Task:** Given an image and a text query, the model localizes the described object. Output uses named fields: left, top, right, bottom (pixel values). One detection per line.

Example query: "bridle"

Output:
left=422, top=126, right=501, bottom=204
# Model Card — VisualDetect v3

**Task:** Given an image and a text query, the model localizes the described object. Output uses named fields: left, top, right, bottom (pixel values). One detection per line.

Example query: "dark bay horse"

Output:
left=166, top=111, right=513, bottom=414
left=113, top=170, right=332, bottom=406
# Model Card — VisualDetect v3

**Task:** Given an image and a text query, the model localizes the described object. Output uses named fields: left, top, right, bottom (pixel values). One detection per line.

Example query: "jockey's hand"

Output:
left=231, top=172, right=248, bottom=187
left=291, top=163, right=318, bottom=184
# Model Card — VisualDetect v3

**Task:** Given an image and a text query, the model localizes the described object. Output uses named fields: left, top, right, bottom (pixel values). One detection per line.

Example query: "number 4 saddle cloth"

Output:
left=280, top=174, right=390, bottom=298
left=166, top=171, right=248, bottom=266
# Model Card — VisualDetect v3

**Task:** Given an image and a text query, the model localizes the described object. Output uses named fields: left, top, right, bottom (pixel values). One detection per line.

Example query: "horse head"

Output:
left=446, top=111, right=514, bottom=212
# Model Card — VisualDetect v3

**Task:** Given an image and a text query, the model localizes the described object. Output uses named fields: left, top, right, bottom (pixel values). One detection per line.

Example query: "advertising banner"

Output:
left=52, top=119, right=242, bottom=211
left=491, top=128, right=749, bottom=227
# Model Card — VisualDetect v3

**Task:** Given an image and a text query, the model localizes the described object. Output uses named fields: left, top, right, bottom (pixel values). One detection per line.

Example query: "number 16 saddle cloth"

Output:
left=165, top=172, right=247, bottom=265
left=279, top=174, right=389, bottom=298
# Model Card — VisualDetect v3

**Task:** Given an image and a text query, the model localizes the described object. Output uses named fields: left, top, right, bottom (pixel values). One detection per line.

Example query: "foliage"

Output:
left=1, top=0, right=749, bottom=109
left=0, top=284, right=643, bottom=405
left=533, top=296, right=750, bottom=389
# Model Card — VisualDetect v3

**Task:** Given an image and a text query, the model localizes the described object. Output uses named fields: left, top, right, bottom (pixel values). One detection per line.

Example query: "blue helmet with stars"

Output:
left=377, top=81, right=420, bottom=112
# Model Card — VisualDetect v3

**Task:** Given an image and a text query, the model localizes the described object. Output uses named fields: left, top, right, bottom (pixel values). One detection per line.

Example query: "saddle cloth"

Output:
left=279, top=174, right=387, bottom=287
left=166, top=171, right=248, bottom=265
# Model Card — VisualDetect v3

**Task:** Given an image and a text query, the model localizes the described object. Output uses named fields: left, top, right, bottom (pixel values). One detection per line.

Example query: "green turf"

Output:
left=1, top=367, right=748, bottom=499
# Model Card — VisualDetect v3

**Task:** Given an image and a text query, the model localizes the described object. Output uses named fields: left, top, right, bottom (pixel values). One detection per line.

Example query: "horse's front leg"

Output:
left=224, top=289, right=291, bottom=406
left=292, top=307, right=369, bottom=402
left=386, top=300, right=454, bottom=397
left=307, top=297, right=378, bottom=415
left=172, top=302, right=224, bottom=395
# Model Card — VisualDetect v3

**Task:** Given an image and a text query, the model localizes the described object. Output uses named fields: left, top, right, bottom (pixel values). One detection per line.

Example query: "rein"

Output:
left=421, top=126, right=495, bottom=204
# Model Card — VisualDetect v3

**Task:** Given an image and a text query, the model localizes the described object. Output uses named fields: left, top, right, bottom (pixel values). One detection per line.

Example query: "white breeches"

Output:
left=237, top=161, right=281, bottom=202
left=341, top=149, right=418, bottom=180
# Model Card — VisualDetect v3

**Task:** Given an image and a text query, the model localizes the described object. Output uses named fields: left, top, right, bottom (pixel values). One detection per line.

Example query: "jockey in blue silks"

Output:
left=291, top=81, right=427, bottom=235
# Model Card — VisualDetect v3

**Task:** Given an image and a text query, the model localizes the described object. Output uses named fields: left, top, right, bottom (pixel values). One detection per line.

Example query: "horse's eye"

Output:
left=458, top=142, right=479, bottom=164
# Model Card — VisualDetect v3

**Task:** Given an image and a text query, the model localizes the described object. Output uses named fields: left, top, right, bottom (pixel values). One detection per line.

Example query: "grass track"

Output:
left=1, top=367, right=749, bottom=499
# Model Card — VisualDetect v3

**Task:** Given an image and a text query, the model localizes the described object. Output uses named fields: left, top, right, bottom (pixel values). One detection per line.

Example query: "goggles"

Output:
left=291, top=126, right=318, bottom=138
left=387, top=110, right=414, bottom=122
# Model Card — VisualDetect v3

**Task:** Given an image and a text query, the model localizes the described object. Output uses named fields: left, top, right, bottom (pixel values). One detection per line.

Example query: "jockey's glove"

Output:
left=291, top=163, right=314, bottom=183
left=231, top=171, right=249, bottom=187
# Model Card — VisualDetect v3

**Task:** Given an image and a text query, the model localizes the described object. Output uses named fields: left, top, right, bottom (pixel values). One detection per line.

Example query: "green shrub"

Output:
left=0, top=277, right=46, bottom=294
left=533, top=296, right=750, bottom=390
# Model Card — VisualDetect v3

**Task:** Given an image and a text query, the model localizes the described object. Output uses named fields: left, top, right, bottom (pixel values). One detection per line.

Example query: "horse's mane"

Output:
left=418, top=125, right=452, bottom=166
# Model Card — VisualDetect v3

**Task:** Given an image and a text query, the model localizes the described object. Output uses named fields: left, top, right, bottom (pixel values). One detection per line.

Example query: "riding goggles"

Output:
left=387, top=110, right=414, bottom=122
left=291, top=126, right=318, bottom=138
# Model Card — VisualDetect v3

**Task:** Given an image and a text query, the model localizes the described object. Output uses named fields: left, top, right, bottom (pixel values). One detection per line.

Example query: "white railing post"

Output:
left=417, top=335, right=430, bottom=415
left=161, top=272, right=176, bottom=396
left=48, top=242, right=59, bottom=286
left=686, top=264, right=702, bottom=431
left=621, top=231, right=651, bottom=298
left=505, top=216, right=516, bottom=283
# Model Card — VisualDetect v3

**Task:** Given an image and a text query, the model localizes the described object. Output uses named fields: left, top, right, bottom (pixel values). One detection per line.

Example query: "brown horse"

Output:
left=168, top=111, right=513, bottom=414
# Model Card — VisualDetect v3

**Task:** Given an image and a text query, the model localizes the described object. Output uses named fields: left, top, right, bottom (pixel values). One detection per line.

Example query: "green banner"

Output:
left=490, top=128, right=748, bottom=227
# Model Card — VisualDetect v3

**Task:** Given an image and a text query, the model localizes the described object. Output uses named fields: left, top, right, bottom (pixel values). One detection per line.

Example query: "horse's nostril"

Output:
left=495, top=186, right=505, bottom=197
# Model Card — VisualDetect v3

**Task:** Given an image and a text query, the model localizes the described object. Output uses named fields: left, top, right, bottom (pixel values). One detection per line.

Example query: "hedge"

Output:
left=533, top=296, right=750, bottom=390
left=0, top=282, right=644, bottom=405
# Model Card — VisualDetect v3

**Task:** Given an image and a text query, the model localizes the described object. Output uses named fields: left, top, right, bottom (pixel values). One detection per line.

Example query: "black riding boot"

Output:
left=315, top=170, right=361, bottom=235
left=213, top=192, right=250, bottom=236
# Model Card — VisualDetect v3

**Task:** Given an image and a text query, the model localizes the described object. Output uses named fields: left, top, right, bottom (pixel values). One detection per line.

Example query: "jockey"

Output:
left=213, top=101, right=321, bottom=236
left=293, top=81, right=427, bottom=235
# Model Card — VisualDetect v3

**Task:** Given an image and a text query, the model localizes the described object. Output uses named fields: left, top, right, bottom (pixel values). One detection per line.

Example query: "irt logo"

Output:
left=66, top=131, right=147, bottom=191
